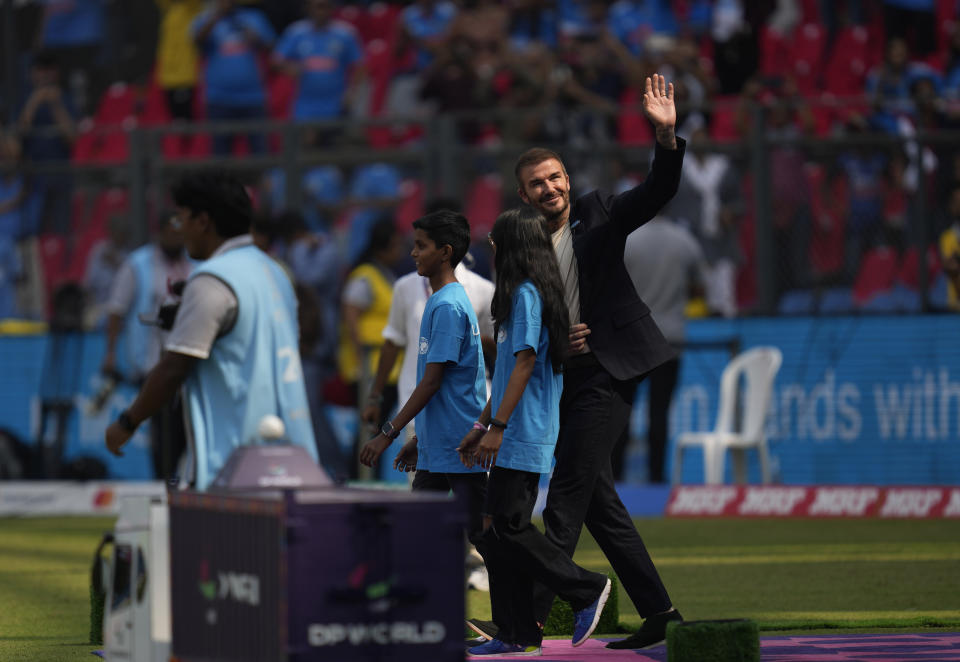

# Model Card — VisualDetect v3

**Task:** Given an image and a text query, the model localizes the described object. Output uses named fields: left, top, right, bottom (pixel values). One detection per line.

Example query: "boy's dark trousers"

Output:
left=475, top=466, right=606, bottom=647
left=412, top=470, right=488, bottom=543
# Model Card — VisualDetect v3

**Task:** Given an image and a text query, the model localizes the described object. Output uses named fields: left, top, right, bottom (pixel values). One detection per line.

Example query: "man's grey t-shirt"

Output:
left=623, top=217, right=706, bottom=345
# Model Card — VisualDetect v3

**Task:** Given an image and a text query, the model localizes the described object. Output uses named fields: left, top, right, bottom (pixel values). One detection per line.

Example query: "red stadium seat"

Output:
left=806, top=165, right=847, bottom=278
left=759, top=25, right=791, bottom=79
left=852, top=246, right=898, bottom=305
left=364, top=2, right=402, bottom=44
left=94, top=82, right=138, bottom=125
left=72, top=83, right=140, bottom=163
left=798, top=0, right=821, bottom=23
left=896, top=245, right=941, bottom=290
left=334, top=4, right=366, bottom=36
left=735, top=174, right=757, bottom=311
left=141, top=77, right=171, bottom=126
left=791, top=22, right=825, bottom=95
left=823, top=26, right=871, bottom=96
left=37, top=233, right=69, bottom=310
left=709, top=96, right=740, bottom=142
left=266, top=71, right=296, bottom=120
left=395, top=178, right=424, bottom=230
left=618, top=88, right=653, bottom=146
left=464, top=175, right=503, bottom=239
left=936, top=0, right=956, bottom=55
left=809, top=92, right=837, bottom=136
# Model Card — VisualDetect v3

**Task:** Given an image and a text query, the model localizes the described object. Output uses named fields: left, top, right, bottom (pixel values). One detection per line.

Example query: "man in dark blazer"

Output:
left=523, top=73, right=685, bottom=649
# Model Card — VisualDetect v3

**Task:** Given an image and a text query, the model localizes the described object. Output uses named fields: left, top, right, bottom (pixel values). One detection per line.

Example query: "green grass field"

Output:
left=2, top=516, right=958, bottom=661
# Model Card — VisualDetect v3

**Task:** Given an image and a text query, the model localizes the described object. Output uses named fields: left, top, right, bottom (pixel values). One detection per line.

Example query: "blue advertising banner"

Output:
left=627, top=315, right=960, bottom=485
left=0, top=333, right=152, bottom=479
left=2, top=313, right=959, bottom=484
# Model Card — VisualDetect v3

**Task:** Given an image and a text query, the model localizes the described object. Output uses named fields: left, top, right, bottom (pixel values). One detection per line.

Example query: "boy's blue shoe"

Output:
left=467, top=638, right=541, bottom=657
left=571, top=577, right=611, bottom=647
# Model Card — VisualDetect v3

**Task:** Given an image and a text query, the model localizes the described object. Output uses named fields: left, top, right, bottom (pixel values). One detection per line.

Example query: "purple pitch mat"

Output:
left=477, top=633, right=960, bottom=661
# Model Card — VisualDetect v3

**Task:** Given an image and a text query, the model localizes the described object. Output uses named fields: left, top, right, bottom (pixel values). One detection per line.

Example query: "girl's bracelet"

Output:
left=472, top=421, right=488, bottom=432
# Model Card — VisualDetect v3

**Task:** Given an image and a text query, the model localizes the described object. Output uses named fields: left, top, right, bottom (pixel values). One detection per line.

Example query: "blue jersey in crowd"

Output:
left=490, top=281, right=562, bottom=475
left=607, top=0, right=678, bottom=55
left=192, top=8, right=275, bottom=108
left=275, top=19, right=363, bottom=120
left=41, top=0, right=105, bottom=48
left=400, top=1, right=457, bottom=71
left=413, top=282, right=486, bottom=474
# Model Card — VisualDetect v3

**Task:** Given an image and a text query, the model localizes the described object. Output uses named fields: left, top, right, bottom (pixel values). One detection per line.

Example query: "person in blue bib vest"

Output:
left=101, top=213, right=192, bottom=480
left=104, top=172, right=319, bottom=489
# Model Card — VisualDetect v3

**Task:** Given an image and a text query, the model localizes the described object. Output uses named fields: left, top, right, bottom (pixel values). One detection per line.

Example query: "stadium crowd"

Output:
left=2, top=0, right=960, bottom=331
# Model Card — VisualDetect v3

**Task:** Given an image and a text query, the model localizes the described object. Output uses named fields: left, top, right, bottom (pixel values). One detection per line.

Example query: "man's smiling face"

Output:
left=517, top=158, right=571, bottom=225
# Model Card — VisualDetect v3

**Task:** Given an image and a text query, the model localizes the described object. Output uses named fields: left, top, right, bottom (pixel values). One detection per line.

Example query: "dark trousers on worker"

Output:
left=412, top=469, right=488, bottom=543
left=611, top=355, right=680, bottom=483
left=647, top=356, right=680, bottom=483
left=533, top=352, right=672, bottom=624
left=476, top=466, right=606, bottom=647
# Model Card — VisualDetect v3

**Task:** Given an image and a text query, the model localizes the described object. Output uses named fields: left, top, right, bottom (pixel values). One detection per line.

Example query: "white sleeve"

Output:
left=164, top=274, right=238, bottom=359
left=382, top=282, right=408, bottom=346
left=470, top=278, right=495, bottom=340
left=342, top=275, right=373, bottom=309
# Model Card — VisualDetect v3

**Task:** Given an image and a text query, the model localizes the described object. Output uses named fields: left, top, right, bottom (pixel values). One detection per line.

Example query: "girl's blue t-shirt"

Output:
left=414, top=282, right=486, bottom=473
left=491, top=281, right=562, bottom=474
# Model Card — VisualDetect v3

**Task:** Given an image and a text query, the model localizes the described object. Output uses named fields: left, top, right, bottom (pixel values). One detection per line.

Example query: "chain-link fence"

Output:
left=6, top=97, right=960, bottom=325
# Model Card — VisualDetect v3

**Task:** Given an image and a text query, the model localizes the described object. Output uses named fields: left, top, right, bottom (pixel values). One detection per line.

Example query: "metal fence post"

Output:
left=129, top=127, right=148, bottom=246
left=750, top=101, right=775, bottom=315
left=283, top=123, right=303, bottom=215
left=916, top=131, right=929, bottom=311
left=434, top=115, right=459, bottom=200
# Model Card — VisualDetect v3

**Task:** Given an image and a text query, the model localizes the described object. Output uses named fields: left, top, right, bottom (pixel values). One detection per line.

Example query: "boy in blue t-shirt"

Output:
left=359, top=209, right=487, bottom=540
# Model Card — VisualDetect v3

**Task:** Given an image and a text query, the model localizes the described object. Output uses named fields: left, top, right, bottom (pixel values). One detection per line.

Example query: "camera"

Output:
left=137, top=279, right=186, bottom=331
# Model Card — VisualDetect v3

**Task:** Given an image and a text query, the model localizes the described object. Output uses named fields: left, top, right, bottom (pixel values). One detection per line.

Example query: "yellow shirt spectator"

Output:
left=940, top=223, right=960, bottom=310
left=155, top=0, right=205, bottom=90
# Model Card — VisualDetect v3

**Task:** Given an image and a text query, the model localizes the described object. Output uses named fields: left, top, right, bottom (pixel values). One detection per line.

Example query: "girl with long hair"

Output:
left=459, top=207, right=610, bottom=657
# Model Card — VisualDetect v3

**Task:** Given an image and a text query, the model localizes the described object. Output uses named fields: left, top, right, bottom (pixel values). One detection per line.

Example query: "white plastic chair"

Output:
left=672, top=347, right=782, bottom=485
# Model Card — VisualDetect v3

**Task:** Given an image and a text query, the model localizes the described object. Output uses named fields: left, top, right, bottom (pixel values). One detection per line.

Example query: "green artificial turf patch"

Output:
left=667, top=619, right=760, bottom=662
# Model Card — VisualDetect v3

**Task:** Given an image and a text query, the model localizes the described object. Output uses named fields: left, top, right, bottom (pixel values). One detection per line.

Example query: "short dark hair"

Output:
left=171, top=172, right=252, bottom=239
left=514, top=147, right=566, bottom=187
left=412, top=210, right=471, bottom=267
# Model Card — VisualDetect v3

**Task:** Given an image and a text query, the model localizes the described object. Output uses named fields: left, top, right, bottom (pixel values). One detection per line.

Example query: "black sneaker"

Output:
left=605, top=609, right=683, bottom=649
left=466, top=618, right=499, bottom=641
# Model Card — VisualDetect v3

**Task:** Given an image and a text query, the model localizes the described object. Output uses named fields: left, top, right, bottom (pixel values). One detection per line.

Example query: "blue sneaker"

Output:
left=572, top=577, right=611, bottom=647
left=467, top=638, right=541, bottom=657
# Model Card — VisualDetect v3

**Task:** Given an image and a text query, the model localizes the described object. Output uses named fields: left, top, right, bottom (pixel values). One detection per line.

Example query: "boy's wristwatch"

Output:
left=117, top=410, right=138, bottom=433
left=381, top=421, right=400, bottom=439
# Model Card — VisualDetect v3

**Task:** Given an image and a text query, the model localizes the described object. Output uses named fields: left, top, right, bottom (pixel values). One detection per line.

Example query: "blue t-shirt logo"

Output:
left=497, top=327, right=507, bottom=344
left=419, top=337, right=429, bottom=355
